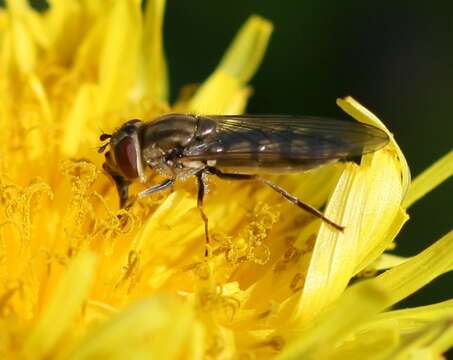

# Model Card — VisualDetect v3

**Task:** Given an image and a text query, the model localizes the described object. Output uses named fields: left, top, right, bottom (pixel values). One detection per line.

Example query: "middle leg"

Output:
left=196, top=171, right=210, bottom=256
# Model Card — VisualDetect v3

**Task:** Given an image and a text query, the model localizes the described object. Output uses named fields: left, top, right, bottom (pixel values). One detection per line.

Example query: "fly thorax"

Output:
left=142, top=114, right=198, bottom=153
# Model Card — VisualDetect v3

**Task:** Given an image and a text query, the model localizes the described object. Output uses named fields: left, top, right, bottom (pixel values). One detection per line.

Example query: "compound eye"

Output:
left=114, top=136, right=139, bottom=179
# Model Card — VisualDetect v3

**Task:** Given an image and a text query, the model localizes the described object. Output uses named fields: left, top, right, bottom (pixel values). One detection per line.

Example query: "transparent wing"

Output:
left=184, top=115, right=389, bottom=166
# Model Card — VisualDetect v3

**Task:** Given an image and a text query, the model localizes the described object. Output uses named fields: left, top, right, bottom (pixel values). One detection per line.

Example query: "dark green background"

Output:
left=13, top=1, right=453, bottom=308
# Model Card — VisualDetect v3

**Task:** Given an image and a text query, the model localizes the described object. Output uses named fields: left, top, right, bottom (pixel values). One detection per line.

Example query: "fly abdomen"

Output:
left=182, top=115, right=389, bottom=173
left=198, top=132, right=337, bottom=172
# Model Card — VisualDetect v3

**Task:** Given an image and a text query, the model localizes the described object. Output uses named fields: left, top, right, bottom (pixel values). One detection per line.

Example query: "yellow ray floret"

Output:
left=189, top=15, right=273, bottom=114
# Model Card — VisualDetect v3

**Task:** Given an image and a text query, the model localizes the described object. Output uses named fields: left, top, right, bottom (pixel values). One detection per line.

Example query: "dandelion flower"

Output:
left=0, top=1, right=452, bottom=359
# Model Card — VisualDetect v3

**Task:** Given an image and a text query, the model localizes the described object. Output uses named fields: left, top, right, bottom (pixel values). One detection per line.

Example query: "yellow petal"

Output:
left=368, top=253, right=409, bottom=271
left=335, top=97, right=410, bottom=274
left=28, top=74, right=53, bottom=123
left=276, top=282, right=389, bottom=360
left=217, top=15, right=272, bottom=84
left=79, top=0, right=105, bottom=17
left=24, top=74, right=53, bottom=158
left=22, top=252, right=97, bottom=359
left=142, top=0, right=169, bottom=102
left=403, top=149, right=453, bottom=208
left=354, top=207, right=408, bottom=274
left=337, top=96, right=411, bottom=197
left=330, top=304, right=453, bottom=360
left=365, top=299, right=453, bottom=332
left=97, top=0, right=141, bottom=114
left=65, top=296, right=195, bottom=360
left=296, top=164, right=367, bottom=322
left=186, top=321, right=206, bottom=360
left=73, top=14, right=104, bottom=76
left=385, top=317, right=453, bottom=359
left=427, top=320, right=453, bottom=356
left=339, top=302, right=453, bottom=358
left=353, top=151, right=409, bottom=273
left=296, top=148, right=407, bottom=322
left=372, top=230, right=453, bottom=307
left=328, top=324, right=399, bottom=360
left=61, top=84, right=96, bottom=156
left=45, top=0, right=85, bottom=61
left=189, top=15, right=272, bottom=114
left=11, top=0, right=49, bottom=50
left=7, top=11, right=37, bottom=74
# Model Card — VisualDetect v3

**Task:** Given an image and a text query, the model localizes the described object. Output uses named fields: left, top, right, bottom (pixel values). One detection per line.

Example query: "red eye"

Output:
left=114, top=136, right=138, bottom=179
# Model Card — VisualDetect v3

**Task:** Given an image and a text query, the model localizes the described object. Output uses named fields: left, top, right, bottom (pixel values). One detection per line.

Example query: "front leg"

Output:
left=138, top=178, right=175, bottom=199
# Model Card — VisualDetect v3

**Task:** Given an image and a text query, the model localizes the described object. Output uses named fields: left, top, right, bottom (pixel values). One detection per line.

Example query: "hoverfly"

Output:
left=99, top=114, right=389, bottom=253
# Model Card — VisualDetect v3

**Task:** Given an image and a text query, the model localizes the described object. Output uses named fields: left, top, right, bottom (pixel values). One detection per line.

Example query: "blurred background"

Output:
left=13, top=0, right=453, bottom=308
